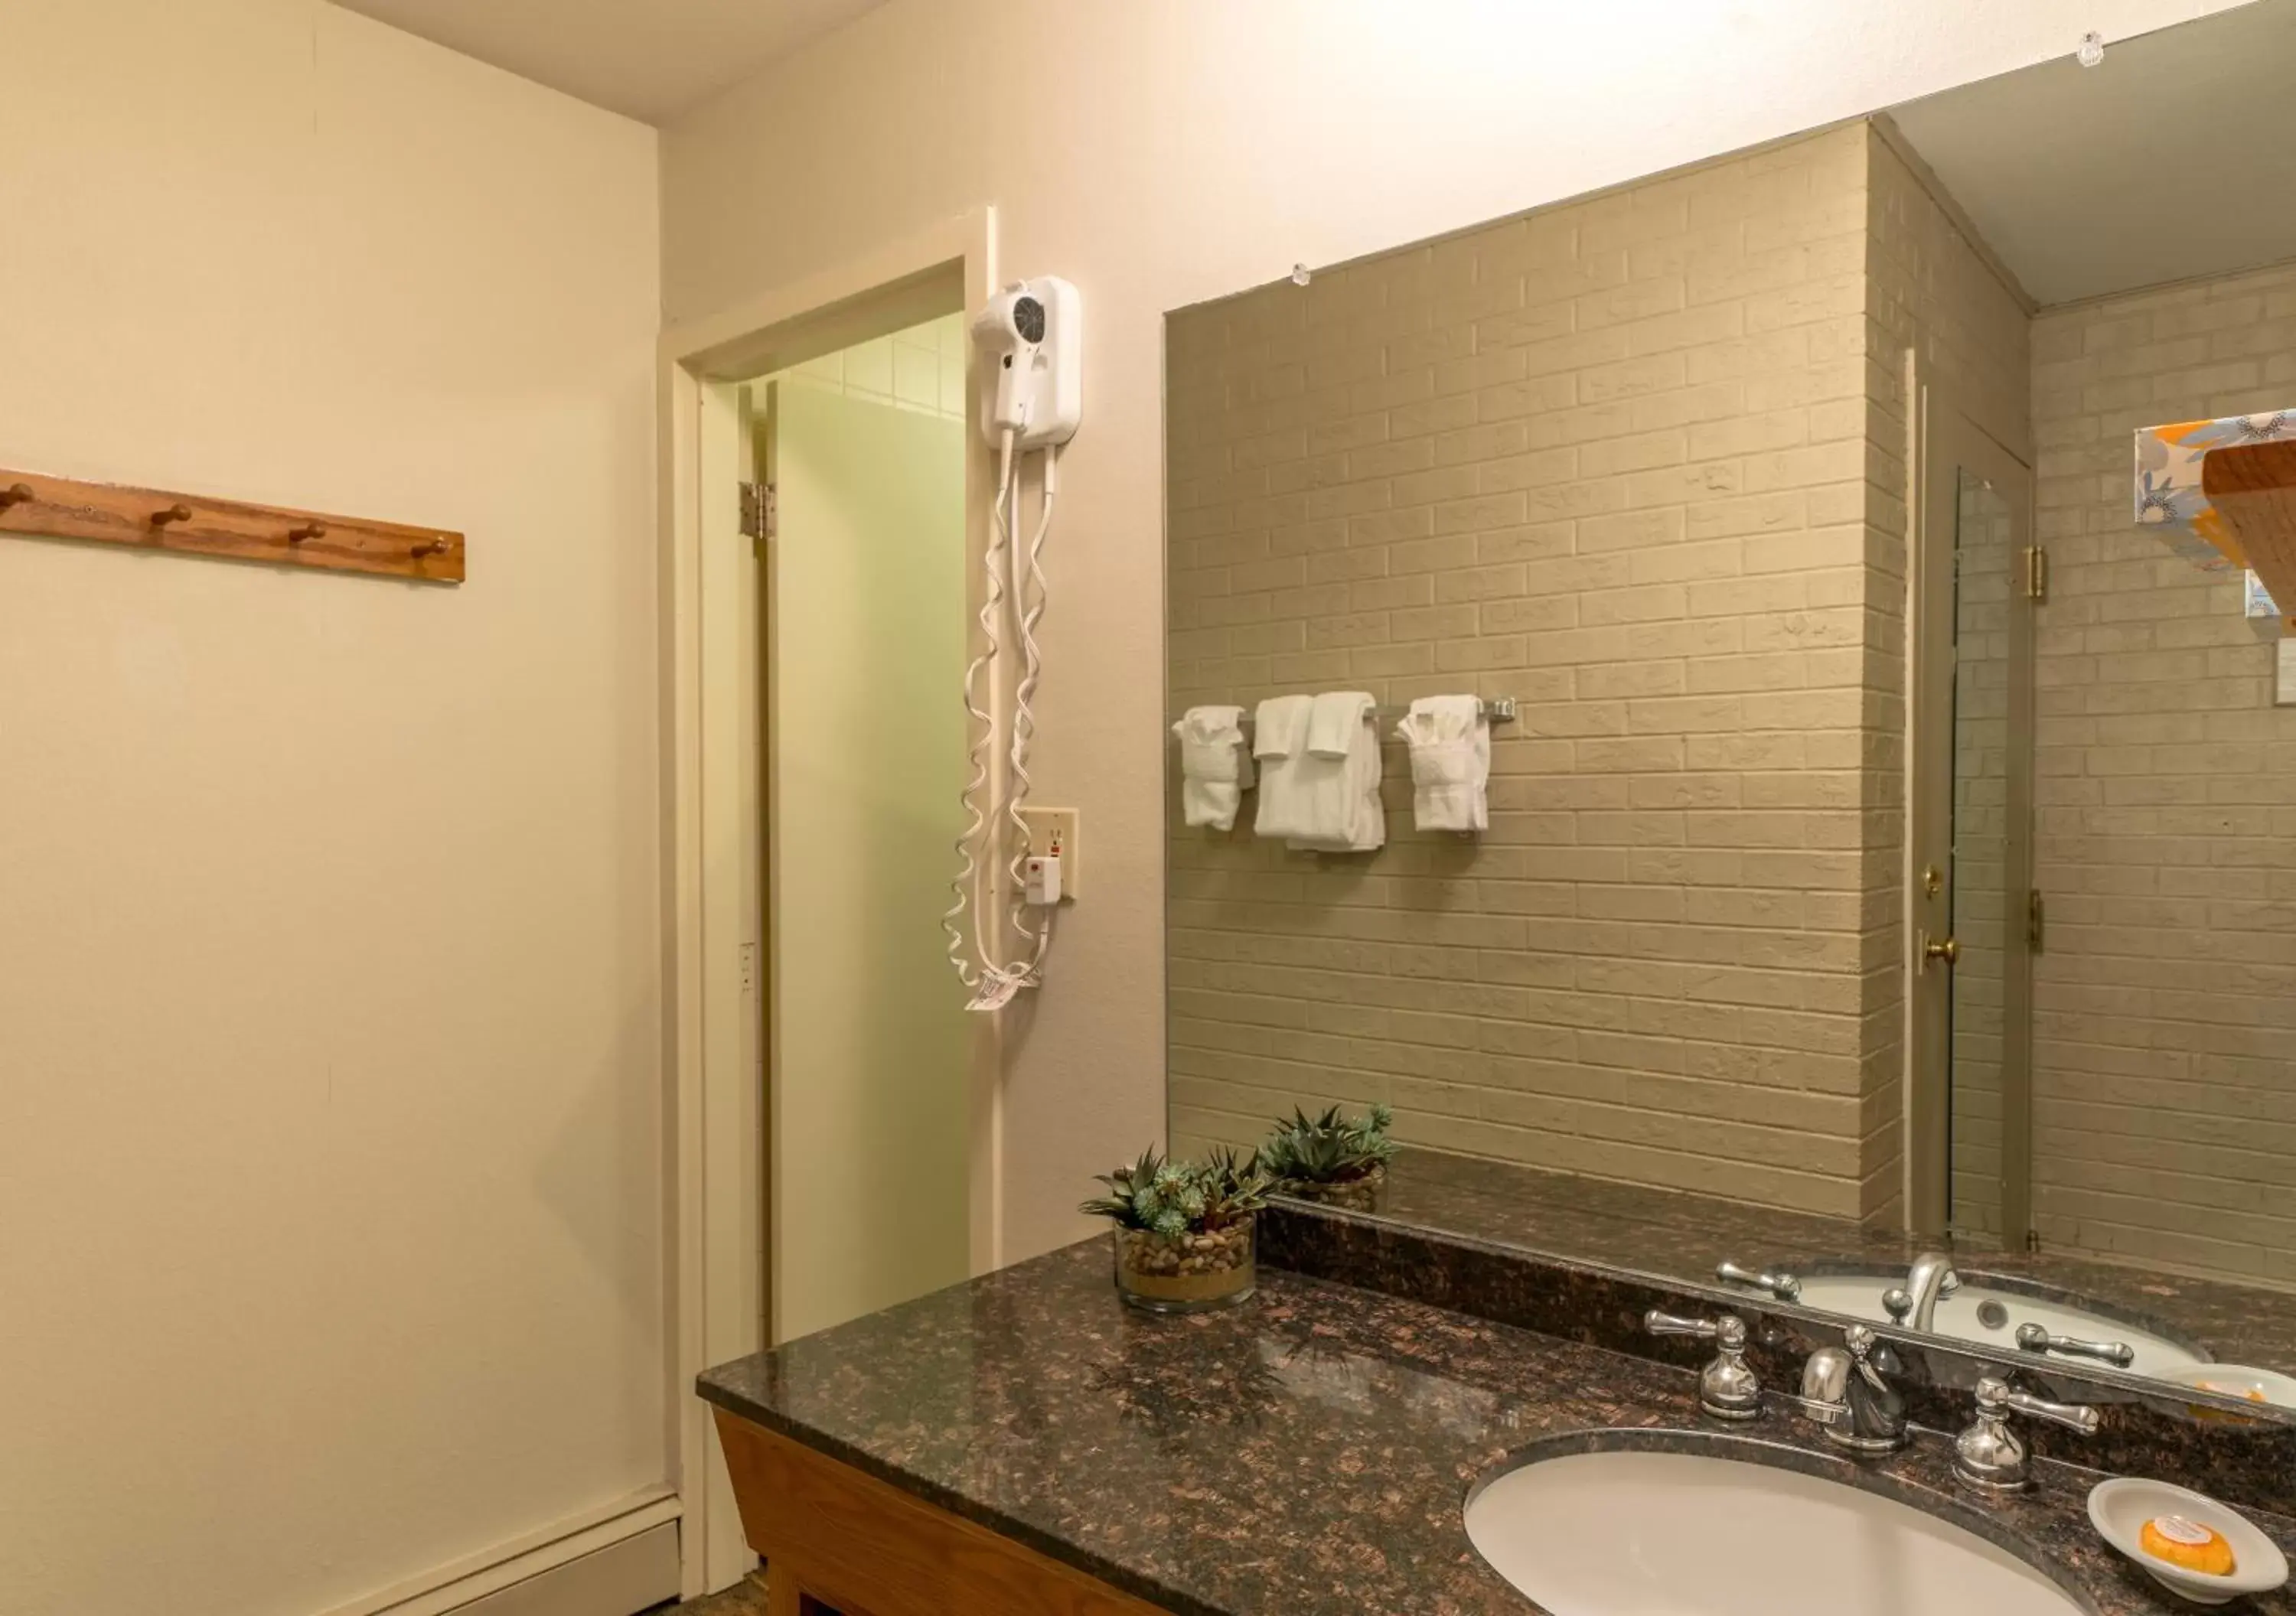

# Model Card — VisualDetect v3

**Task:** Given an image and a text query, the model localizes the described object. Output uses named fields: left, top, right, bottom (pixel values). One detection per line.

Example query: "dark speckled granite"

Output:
left=1264, top=1191, right=2296, bottom=1521
left=1347, top=1149, right=2296, bottom=1396
left=697, top=1242, right=2294, bottom=1616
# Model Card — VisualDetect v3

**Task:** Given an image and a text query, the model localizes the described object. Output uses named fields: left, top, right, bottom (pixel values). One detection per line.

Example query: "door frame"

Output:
left=1906, top=371, right=2036, bottom=1246
left=656, top=206, right=1003, bottom=1598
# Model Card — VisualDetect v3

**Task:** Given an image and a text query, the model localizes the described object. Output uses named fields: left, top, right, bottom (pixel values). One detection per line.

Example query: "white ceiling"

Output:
left=1888, top=0, right=2296, bottom=307
left=330, top=0, right=890, bottom=123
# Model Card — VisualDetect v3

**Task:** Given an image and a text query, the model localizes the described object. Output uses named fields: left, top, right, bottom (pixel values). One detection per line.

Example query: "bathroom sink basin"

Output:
left=1792, top=1271, right=2209, bottom=1380
left=1465, top=1442, right=2084, bottom=1615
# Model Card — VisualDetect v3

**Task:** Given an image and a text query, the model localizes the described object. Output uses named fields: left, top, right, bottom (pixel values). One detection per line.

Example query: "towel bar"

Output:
left=1192, top=696, right=1517, bottom=735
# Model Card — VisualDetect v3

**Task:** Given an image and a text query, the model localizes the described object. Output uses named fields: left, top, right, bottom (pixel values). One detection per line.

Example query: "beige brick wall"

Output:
left=1166, top=125, right=1900, bottom=1220
left=1861, top=129, right=2035, bottom=1231
left=2028, top=261, right=2296, bottom=1287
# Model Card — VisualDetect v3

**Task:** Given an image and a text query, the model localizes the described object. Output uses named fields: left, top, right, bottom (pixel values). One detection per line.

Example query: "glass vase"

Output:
left=1111, top=1214, right=1256, bottom=1312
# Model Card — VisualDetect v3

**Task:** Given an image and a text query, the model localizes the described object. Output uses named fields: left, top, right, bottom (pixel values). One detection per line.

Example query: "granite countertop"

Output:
left=697, top=1241, right=2296, bottom=1616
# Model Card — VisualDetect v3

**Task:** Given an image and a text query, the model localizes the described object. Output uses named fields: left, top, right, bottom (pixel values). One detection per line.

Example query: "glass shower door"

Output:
left=1945, top=474, right=2019, bottom=1244
left=1913, top=400, right=2036, bottom=1246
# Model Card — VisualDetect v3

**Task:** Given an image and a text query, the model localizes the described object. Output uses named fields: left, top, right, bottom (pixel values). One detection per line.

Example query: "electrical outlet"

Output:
left=1018, top=807, right=1079, bottom=900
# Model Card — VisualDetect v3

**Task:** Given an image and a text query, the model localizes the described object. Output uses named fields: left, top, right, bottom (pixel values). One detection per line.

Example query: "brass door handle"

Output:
left=1923, top=934, right=1961, bottom=967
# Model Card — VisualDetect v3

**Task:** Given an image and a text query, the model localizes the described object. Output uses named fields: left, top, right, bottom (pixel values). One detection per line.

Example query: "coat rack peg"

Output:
left=149, top=503, right=192, bottom=530
left=0, top=482, right=32, bottom=511
left=409, top=537, right=444, bottom=559
left=286, top=523, right=325, bottom=544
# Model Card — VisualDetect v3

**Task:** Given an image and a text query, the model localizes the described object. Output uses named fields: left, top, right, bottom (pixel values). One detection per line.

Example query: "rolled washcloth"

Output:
left=1171, top=705, right=1253, bottom=831
left=1284, top=691, right=1384, bottom=852
left=1395, top=694, right=1489, bottom=832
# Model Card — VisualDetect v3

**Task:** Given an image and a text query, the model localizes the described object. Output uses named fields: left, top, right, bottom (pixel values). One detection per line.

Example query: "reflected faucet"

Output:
left=1882, top=1251, right=1962, bottom=1332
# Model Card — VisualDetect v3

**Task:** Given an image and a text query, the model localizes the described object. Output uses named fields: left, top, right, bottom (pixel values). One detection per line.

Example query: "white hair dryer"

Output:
left=945, top=275, right=1083, bottom=1009
left=970, top=277, right=1081, bottom=449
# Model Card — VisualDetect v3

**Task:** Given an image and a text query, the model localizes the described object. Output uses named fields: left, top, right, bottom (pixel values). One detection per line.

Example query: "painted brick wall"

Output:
left=2028, top=261, right=2296, bottom=1287
left=1166, top=125, right=1897, bottom=1219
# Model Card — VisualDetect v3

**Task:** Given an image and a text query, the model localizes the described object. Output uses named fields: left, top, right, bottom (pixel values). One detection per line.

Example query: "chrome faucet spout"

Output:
left=1902, top=1251, right=1962, bottom=1333
left=1796, top=1325, right=1907, bottom=1453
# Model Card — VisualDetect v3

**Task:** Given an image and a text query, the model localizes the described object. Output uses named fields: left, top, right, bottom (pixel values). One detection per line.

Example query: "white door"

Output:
left=765, top=380, right=971, bottom=1341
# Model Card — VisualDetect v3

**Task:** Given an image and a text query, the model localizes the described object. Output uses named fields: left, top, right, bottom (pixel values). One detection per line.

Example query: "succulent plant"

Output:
left=1080, top=1145, right=1271, bottom=1235
left=1258, top=1103, right=1397, bottom=1188
left=1195, top=1146, right=1274, bottom=1227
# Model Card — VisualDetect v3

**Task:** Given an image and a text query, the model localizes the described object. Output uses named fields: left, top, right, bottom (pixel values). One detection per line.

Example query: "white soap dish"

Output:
left=2088, top=1478, right=2289, bottom=1605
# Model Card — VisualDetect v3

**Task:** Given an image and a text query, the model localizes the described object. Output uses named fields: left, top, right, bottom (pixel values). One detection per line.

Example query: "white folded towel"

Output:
left=1395, top=694, right=1489, bottom=833
left=1172, top=705, right=1253, bottom=831
left=1251, top=694, right=1312, bottom=761
left=1285, top=692, right=1384, bottom=852
left=1306, top=690, right=1371, bottom=758
left=1251, top=695, right=1319, bottom=842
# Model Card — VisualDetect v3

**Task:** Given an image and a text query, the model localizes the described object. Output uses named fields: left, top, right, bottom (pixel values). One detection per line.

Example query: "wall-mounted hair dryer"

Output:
left=947, top=275, right=1082, bottom=1011
left=971, top=277, right=1081, bottom=450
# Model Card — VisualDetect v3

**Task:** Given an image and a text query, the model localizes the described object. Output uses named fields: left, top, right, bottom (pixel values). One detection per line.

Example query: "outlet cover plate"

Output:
left=1019, top=806, right=1079, bottom=900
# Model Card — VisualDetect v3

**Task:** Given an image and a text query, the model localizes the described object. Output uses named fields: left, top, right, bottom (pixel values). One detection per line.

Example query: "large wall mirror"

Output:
left=1164, top=0, right=2296, bottom=1419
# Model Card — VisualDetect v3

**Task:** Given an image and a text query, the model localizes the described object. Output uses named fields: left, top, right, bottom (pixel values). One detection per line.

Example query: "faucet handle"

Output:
left=1645, top=1310, right=1762, bottom=1422
left=2014, top=1321, right=2136, bottom=1367
left=1646, top=1309, right=1744, bottom=1344
left=1844, top=1323, right=1896, bottom=1374
left=1716, top=1259, right=1802, bottom=1302
left=1952, top=1376, right=2100, bottom=1494
left=1995, top=1377, right=2102, bottom=1435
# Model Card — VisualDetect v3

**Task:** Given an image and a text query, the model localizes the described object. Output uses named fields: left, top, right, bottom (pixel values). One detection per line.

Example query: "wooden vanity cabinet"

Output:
left=712, top=1409, right=1169, bottom=1616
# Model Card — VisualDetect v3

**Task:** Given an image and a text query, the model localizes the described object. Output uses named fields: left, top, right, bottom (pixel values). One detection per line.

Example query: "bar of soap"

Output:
left=2141, top=1514, right=2236, bottom=1575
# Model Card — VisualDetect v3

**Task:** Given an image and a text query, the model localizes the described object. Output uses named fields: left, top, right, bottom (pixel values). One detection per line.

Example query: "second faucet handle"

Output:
left=1952, top=1375, right=2102, bottom=1494
left=2014, top=1321, right=2136, bottom=1367
left=1646, top=1310, right=1762, bottom=1422
left=1716, top=1259, right=1802, bottom=1302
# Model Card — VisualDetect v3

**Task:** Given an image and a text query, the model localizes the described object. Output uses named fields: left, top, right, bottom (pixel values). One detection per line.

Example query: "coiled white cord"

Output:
left=942, top=434, right=1058, bottom=1005
left=942, top=432, right=1013, bottom=991
left=1003, top=444, right=1057, bottom=971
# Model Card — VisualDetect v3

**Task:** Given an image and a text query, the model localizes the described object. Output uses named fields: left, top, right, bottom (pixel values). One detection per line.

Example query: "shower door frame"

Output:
left=1907, top=378, right=2037, bottom=1246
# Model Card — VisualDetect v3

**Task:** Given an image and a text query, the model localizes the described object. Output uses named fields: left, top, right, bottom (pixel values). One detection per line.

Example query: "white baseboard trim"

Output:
left=314, top=1488, right=683, bottom=1616
left=439, top=1522, right=680, bottom=1616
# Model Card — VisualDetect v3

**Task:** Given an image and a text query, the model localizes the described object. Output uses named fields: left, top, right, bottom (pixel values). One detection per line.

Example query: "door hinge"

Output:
left=2023, top=544, right=2048, bottom=602
left=2027, top=888, right=2046, bottom=953
left=740, top=481, right=777, bottom=542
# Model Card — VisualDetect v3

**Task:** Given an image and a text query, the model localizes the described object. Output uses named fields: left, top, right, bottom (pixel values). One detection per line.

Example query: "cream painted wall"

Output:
left=662, top=0, right=2250, bottom=1262
left=0, top=5, right=662, bottom=1615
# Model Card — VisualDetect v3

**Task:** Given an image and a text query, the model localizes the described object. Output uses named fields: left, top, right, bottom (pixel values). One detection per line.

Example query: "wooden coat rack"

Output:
left=0, top=466, right=465, bottom=584
left=2206, top=439, right=2296, bottom=629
